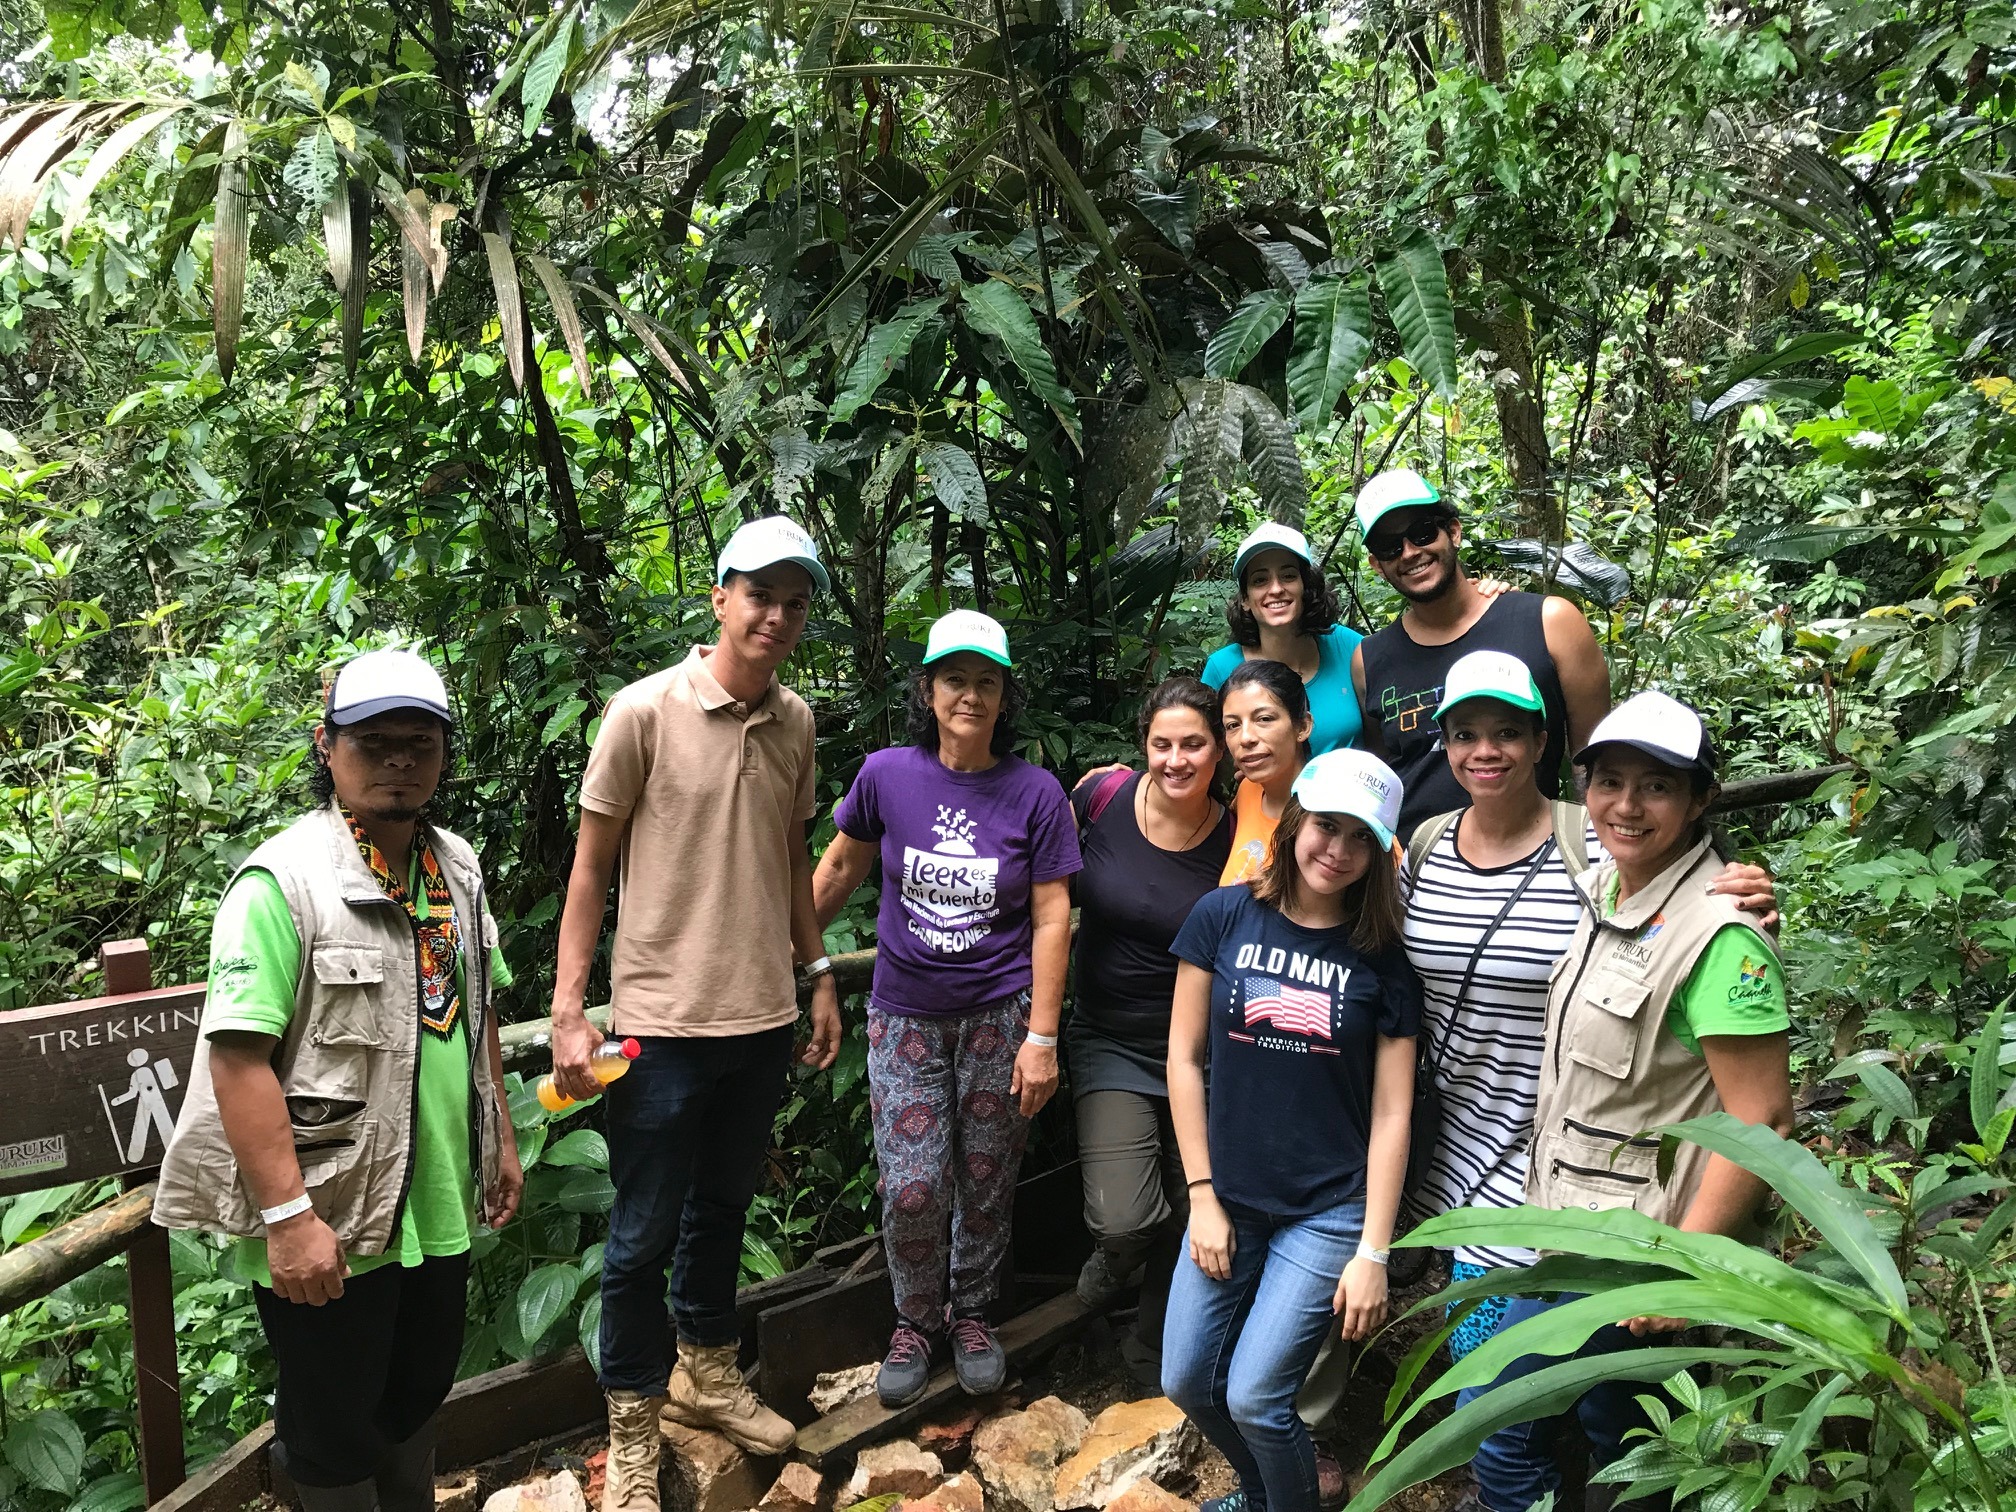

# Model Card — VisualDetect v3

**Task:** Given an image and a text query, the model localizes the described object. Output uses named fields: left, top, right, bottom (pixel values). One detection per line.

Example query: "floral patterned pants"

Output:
left=867, top=992, right=1031, bottom=1330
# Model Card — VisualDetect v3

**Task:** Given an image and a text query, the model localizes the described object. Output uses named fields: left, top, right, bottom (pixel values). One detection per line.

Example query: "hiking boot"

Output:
left=1076, top=1247, right=1140, bottom=1310
left=877, top=1323, right=939, bottom=1407
left=1315, top=1442, right=1347, bottom=1511
left=1200, top=1492, right=1251, bottom=1512
left=662, top=1340, right=796, bottom=1456
left=950, top=1314, right=1007, bottom=1396
left=603, top=1389, right=666, bottom=1512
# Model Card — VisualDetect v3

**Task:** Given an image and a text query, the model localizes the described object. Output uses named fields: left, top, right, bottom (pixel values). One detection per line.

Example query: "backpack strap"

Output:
left=1085, top=768, right=1134, bottom=828
left=1550, top=799, right=1591, bottom=879
left=1403, top=810, right=1462, bottom=897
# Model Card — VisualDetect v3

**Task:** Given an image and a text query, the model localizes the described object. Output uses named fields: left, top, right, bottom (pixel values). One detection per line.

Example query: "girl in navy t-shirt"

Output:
left=1163, top=749, right=1422, bottom=1512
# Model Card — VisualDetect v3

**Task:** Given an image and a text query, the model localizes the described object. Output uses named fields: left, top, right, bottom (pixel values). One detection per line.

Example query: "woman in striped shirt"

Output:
left=1399, top=651, right=1775, bottom=1362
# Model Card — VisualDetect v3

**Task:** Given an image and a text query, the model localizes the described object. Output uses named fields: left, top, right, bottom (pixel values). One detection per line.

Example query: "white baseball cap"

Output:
left=1354, top=467, right=1444, bottom=535
left=1232, top=521, right=1314, bottom=585
left=923, top=609, right=1012, bottom=668
left=1573, top=690, right=1718, bottom=777
left=1434, top=650, right=1546, bottom=722
left=1290, top=748, right=1404, bottom=850
left=717, top=515, right=831, bottom=595
left=325, top=648, right=453, bottom=727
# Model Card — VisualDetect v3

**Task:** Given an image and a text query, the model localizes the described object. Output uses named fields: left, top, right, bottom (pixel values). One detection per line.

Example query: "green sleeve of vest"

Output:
left=1668, top=924, right=1790, bottom=1057
left=205, top=869, right=302, bottom=1039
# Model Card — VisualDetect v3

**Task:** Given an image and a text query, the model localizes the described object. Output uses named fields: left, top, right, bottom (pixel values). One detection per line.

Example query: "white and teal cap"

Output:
left=1574, top=690, right=1718, bottom=777
left=924, top=609, right=1013, bottom=668
left=326, top=648, right=453, bottom=727
left=1353, top=467, right=1444, bottom=535
left=1291, top=748, right=1404, bottom=851
left=1434, top=650, right=1546, bottom=722
left=1231, top=521, right=1314, bottom=584
left=717, top=515, right=831, bottom=595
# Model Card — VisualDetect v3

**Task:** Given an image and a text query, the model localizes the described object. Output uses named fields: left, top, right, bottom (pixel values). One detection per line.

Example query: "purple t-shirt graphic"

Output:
left=834, top=745, right=1082, bottom=1016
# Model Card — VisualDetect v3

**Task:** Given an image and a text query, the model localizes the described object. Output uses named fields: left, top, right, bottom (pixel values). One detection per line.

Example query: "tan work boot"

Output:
left=661, top=1340, right=797, bottom=1455
left=603, top=1389, right=667, bottom=1512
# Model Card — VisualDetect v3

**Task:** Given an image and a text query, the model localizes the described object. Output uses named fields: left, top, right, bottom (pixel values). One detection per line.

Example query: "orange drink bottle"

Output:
left=535, top=1038, right=642, bottom=1112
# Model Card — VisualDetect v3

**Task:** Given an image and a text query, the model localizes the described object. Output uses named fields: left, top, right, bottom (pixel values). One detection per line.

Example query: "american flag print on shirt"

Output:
left=1242, top=976, right=1335, bottom=1041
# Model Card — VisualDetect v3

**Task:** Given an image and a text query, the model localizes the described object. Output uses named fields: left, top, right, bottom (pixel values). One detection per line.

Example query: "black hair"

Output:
left=1220, top=657, right=1314, bottom=761
left=1225, top=556, right=1343, bottom=646
left=310, top=718, right=457, bottom=817
left=905, top=661, right=1025, bottom=759
left=1574, top=745, right=1720, bottom=801
left=1136, top=676, right=1225, bottom=752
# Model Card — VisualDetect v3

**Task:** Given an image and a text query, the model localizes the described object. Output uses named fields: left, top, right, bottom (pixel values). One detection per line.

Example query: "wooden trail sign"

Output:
left=0, top=942, right=205, bottom=1198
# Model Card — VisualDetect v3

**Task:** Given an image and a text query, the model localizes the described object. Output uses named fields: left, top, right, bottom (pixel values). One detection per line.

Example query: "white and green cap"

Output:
left=1232, top=521, right=1314, bottom=584
left=924, top=609, right=1012, bottom=668
left=717, top=515, right=831, bottom=595
left=1290, top=748, right=1404, bottom=851
left=326, top=648, right=452, bottom=727
left=1434, top=650, right=1546, bottom=722
left=1353, top=466, right=1444, bottom=535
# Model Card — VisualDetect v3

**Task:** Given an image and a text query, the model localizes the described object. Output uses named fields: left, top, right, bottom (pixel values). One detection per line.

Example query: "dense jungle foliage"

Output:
left=0, top=0, right=2013, bottom=1503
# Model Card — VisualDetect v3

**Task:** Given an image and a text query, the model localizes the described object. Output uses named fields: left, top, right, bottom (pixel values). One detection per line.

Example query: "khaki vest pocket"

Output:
left=299, top=1117, right=376, bottom=1218
left=1564, top=973, right=1651, bottom=1079
left=1545, top=1155, right=1655, bottom=1215
left=309, top=942, right=388, bottom=1047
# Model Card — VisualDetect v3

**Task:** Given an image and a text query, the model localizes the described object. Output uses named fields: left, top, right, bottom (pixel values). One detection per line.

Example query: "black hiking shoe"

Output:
left=877, top=1322, right=938, bottom=1408
left=950, top=1314, right=1007, bottom=1396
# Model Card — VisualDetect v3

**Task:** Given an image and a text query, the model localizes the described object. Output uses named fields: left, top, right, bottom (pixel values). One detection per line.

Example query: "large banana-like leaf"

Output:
left=1229, top=382, right=1309, bottom=527
left=520, top=19, right=577, bottom=138
left=527, top=254, right=595, bottom=402
left=1973, top=998, right=2009, bottom=1141
left=575, top=283, right=696, bottom=394
left=338, top=177, right=370, bottom=379
left=1172, top=378, right=1242, bottom=551
left=57, top=104, right=185, bottom=246
left=0, top=101, right=125, bottom=247
left=400, top=189, right=431, bottom=364
left=376, top=182, right=452, bottom=291
left=830, top=297, right=945, bottom=424
left=482, top=231, right=526, bottom=390
left=1203, top=289, right=1290, bottom=380
left=320, top=178, right=352, bottom=297
left=1087, top=382, right=1182, bottom=539
left=1374, top=228, right=1459, bottom=398
left=919, top=440, right=987, bottom=523
left=1287, top=275, right=1372, bottom=431
left=959, top=278, right=1080, bottom=448
left=212, top=119, right=249, bottom=382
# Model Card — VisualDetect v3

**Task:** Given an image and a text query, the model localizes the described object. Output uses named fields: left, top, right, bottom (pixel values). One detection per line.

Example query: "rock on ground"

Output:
left=660, top=1419, right=774, bottom=1512
left=898, top=1470, right=986, bottom=1512
left=971, top=1395, right=1091, bottom=1512
left=481, top=1470, right=587, bottom=1512
left=435, top=1469, right=481, bottom=1512
left=757, top=1460, right=828, bottom=1512
left=916, top=1403, right=989, bottom=1466
left=1053, top=1398, right=1200, bottom=1510
left=809, top=1362, right=881, bottom=1415
left=847, top=1439, right=945, bottom=1500
left=1104, top=1483, right=1198, bottom=1512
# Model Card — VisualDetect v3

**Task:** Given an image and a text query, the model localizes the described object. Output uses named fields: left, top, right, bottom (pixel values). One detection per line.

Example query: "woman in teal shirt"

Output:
left=1201, top=522, right=1365, bottom=755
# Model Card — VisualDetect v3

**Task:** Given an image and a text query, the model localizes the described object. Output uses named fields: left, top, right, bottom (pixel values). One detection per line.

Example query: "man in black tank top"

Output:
left=1346, top=468, right=1612, bottom=834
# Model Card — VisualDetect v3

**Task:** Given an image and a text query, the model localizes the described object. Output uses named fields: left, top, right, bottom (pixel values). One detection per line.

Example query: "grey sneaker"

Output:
left=950, top=1314, right=1006, bottom=1396
left=1076, top=1247, right=1139, bottom=1309
left=877, top=1323, right=938, bottom=1408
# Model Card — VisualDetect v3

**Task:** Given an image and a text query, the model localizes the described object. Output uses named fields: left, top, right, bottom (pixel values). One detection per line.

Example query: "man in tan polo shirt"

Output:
left=548, top=516, right=842, bottom=1511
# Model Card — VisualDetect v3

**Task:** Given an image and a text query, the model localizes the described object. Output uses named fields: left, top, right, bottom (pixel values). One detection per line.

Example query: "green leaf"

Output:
left=1698, top=332, right=1863, bottom=409
left=579, top=1291, right=603, bottom=1372
left=521, top=20, right=576, bottom=138
left=70, top=1470, right=146, bottom=1512
left=1659, top=1114, right=1907, bottom=1319
left=830, top=298, right=945, bottom=424
left=1973, top=997, right=2009, bottom=1141
left=1203, top=290, right=1290, bottom=380
left=959, top=278, right=1080, bottom=447
left=281, top=126, right=339, bottom=211
left=1751, top=1373, right=1852, bottom=1506
left=516, top=1263, right=581, bottom=1346
left=557, top=1169, right=617, bottom=1213
left=1854, top=1062, right=1917, bottom=1121
left=544, top=1129, right=609, bottom=1170
left=918, top=441, right=987, bottom=522
left=1287, top=276, right=1373, bottom=430
left=5, top=1409, right=85, bottom=1494
left=541, top=698, right=588, bottom=746
left=1374, top=230, right=1458, bottom=398
left=1840, top=375, right=1905, bottom=435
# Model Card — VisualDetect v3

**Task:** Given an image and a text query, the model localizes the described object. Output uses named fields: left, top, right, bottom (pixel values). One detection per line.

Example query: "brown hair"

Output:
left=1137, top=675, right=1225, bottom=751
left=1225, top=561, right=1344, bottom=645
left=1249, top=797, right=1405, bottom=953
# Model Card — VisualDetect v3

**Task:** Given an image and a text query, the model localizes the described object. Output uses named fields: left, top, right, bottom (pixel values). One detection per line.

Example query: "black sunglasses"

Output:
left=1365, top=516, right=1449, bottom=562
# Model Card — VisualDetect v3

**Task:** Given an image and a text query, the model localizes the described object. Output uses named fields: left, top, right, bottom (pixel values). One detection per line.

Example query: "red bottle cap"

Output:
left=619, top=1038, right=642, bottom=1059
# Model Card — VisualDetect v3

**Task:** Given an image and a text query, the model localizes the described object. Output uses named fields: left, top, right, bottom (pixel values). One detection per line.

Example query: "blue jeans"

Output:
left=1460, top=1293, right=1657, bottom=1512
left=1162, top=1200, right=1365, bottom=1512
left=598, top=1028, right=792, bottom=1393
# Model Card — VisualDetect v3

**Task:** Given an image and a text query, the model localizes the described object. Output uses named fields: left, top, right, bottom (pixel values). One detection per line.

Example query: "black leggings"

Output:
left=254, top=1252, right=468, bottom=1486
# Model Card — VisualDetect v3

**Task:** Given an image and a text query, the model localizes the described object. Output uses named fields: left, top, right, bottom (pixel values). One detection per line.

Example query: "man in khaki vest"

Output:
left=154, top=648, right=521, bottom=1512
left=549, top=517, right=843, bottom=1510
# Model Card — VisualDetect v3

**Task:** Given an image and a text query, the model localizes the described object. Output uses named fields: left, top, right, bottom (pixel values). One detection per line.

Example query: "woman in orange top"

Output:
left=1220, top=659, right=1316, bottom=886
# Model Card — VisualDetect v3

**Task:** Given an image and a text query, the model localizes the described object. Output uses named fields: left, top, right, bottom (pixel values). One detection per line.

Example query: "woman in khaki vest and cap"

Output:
left=1458, top=690, right=1795, bottom=1512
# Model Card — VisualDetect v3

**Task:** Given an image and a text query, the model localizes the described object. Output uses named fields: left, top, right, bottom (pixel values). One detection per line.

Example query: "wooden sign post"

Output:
left=0, top=941, right=197, bottom=1500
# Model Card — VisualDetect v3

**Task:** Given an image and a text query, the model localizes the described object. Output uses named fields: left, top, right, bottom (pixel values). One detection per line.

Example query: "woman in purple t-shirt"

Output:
left=813, top=610, right=1082, bottom=1409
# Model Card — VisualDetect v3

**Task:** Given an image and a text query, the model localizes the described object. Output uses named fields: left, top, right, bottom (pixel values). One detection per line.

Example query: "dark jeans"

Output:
left=1459, top=1293, right=1657, bottom=1512
left=255, top=1252, right=468, bottom=1487
left=599, top=1027, right=792, bottom=1393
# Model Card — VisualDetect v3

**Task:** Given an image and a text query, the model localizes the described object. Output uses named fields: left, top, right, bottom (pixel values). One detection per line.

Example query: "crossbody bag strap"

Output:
left=1423, top=828, right=1560, bottom=1078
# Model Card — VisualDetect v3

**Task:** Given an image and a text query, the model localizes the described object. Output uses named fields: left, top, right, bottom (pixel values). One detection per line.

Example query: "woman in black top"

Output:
left=1069, top=677, right=1234, bottom=1381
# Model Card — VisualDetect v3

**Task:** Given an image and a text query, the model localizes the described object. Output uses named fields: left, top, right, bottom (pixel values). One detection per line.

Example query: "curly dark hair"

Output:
left=905, top=662, right=1026, bottom=759
left=1225, top=555, right=1343, bottom=646
left=309, top=719, right=457, bottom=817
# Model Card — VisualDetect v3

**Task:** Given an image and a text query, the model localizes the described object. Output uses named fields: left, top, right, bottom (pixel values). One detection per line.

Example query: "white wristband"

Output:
left=801, top=956, right=833, bottom=978
left=1024, top=1030, right=1058, bottom=1048
left=261, top=1194, right=314, bottom=1226
left=1355, top=1242, right=1390, bottom=1265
